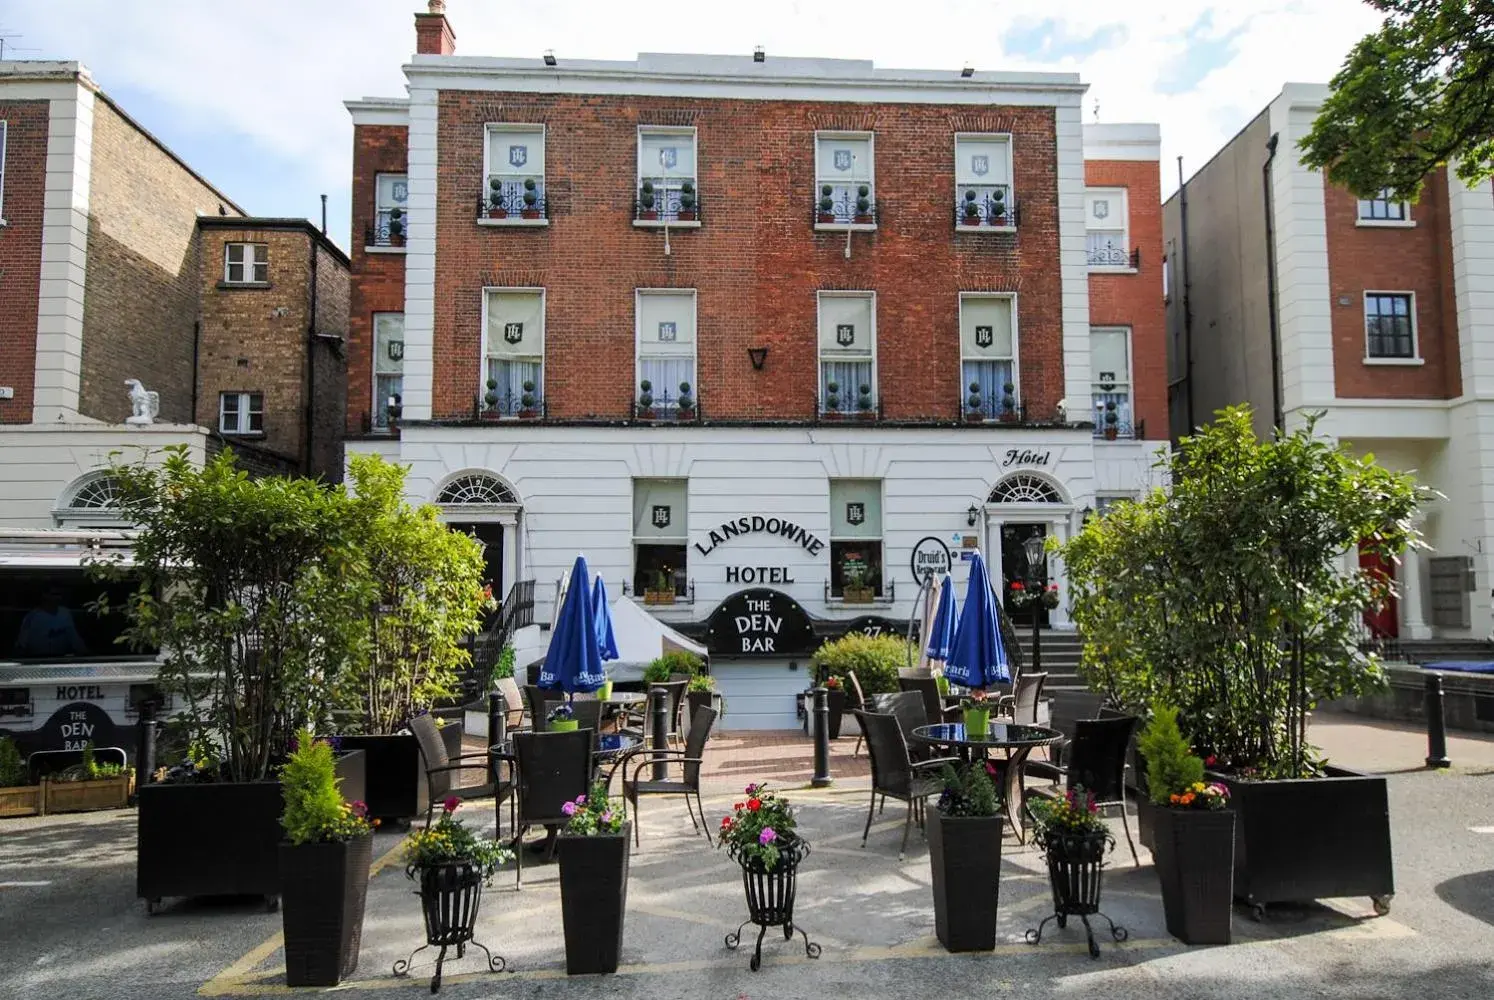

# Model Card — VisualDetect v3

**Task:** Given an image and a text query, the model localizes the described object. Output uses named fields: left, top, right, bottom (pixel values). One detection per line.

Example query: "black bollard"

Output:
left=488, top=692, right=506, bottom=782
left=1425, top=673, right=1451, bottom=769
left=650, top=685, right=669, bottom=781
left=135, top=716, right=157, bottom=802
left=811, top=686, right=833, bottom=788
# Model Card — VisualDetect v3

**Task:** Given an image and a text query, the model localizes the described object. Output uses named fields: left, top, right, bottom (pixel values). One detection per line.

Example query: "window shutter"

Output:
left=633, top=479, right=687, bottom=540
left=487, top=291, right=544, bottom=358
left=830, top=480, right=882, bottom=538
left=818, top=295, right=874, bottom=357
left=960, top=297, right=1014, bottom=358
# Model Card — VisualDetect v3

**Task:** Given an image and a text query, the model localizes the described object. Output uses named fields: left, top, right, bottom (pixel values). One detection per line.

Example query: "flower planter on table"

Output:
left=1215, top=766, right=1393, bottom=918
left=558, top=826, right=631, bottom=974
left=44, top=773, right=134, bottom=814
left=280, top=833, right=374, bottom=986
left=1152, top=807, right=1235, bottom=944
left=927, top=809, right=1004, bottom=952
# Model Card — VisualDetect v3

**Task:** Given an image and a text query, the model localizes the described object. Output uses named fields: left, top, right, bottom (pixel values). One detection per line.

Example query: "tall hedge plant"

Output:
left=811, top=633, right=912, bottom=695
left=1061, top=407, right=1428, bottom=778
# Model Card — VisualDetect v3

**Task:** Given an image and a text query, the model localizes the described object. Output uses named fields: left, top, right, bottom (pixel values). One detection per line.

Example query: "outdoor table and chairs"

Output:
left=911, top=721, right=1063, bottom=843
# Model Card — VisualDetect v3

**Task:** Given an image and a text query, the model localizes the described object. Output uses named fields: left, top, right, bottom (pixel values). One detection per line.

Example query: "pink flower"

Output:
left=561, top=801, right=577, bottom=816
left=601, top=811, right=614, bottom=824
left=575, top=795, right=587, bottom=805
left=759, top=827, right=777, bottom=845
left=443, top=796, right=462, bottom=814
left=744, top=783, right=758, bottom=796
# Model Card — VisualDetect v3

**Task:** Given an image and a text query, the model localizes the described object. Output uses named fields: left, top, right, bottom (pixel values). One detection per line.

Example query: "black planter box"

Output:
left=137, top=750, right=366, bottom=910
left=927, top=809, right=1003, bottom=952
left=1215, top=767, right=1394, bottom=913
left=686, top=691, right=713, bottom=729
left=336, top=723, right=462, bottom=822
left=558, top=826, right=631, bottom=975
left=1137, top=796, right=1156, bottom=853
left=280, top=834, right=373, bottom=986
left=826, top=687, right=846, bottom=740
left=1152, top=808, right=1235, bottom=945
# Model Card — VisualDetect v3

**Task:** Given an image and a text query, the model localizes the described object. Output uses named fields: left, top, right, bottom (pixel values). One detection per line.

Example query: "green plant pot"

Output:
left=549, top=719, right=579, bottom=732
left=963, top=707, right=991, bottom=738
left=598, top=681, right=614, bottom=701
left=936, top=676, right=950, bottom=696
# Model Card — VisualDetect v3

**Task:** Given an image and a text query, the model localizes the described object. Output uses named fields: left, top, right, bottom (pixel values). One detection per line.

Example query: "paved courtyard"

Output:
left=1, top=714, right=1492, bottom=1000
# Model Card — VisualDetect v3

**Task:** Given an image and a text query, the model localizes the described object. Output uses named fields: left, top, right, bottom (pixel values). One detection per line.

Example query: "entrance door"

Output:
left=1359, top=544, right=1399, bottom=639
left=450, top=523, right=504, bottom=629
left=1000, top=522, right=1049, bottom=628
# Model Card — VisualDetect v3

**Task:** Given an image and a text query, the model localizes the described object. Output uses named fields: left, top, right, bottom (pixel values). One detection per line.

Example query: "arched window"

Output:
left=988, top=474, right=1063, bottom=505
left=55, top=473, right=128, bottom=527
left=69, top=475, right=124, bottom=509
left=436, top=473, right=517, bottom=506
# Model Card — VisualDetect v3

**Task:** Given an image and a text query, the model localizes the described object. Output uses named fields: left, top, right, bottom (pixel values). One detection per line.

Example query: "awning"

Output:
left=606, top=594, right=706, bottom=670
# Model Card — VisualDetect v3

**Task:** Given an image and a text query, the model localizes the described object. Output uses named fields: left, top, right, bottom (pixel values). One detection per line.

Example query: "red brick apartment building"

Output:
left=345, top=2, right=1166, bottom=726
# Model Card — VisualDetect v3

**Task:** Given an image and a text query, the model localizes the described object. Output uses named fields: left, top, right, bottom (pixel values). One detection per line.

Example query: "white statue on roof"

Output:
left=125, top=379, right=159, bottom=425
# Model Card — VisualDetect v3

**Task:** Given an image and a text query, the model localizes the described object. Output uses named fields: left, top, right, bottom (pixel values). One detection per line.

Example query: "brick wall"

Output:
left=195, top=226, right=314, bottom=464
left=0, top=100, right=50, bottom=423
left=347, top=124, right=408, bottom=434
left=80, top=99, right=235, bottom=423
left=311, top=241, right=350, bottom=478
left=425, top=93, right=1063, bottom=423
left=1086, top=158, right=1167, bottom=439
left=1324, top=171, right=1460, bottom=400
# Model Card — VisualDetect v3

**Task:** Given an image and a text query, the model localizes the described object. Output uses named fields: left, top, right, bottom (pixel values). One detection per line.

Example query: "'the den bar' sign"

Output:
left=706, top=589, right=817, bottom=656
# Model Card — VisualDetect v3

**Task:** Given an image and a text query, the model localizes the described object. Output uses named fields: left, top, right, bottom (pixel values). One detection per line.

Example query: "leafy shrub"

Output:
left=644, top=649, right=704, bottom=683
left=0, top=738, right=26, bottom=788
left=811, top=632, right=912, bottom=695
left=936, top=760, right=999, bottom=817
left=280, top=730, right=371, bottom=845
left=1136, top=704, right=1204, bottom=806
left=490, top=644, right=516, bottom=683
left=687, top=674, right=715, bottom=693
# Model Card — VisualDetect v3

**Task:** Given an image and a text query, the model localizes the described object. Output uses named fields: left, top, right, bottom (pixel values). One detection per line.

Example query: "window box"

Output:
left=43, top=772, right=134, bottom=815
left=644, top=589, right=677, bottom=606
left=842, top=585, right=877, bottom=605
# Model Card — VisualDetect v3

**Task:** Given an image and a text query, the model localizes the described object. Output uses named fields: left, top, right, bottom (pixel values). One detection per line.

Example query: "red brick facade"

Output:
left=1086, top=158, right=1166, bottom=439
left=420, top=93, right=1064, bottom=424
left=1324, top=171, right=1461, bottom=400
left=0, top=99, right=50, bottom=424
left=347, top=124, right=409, bottom=433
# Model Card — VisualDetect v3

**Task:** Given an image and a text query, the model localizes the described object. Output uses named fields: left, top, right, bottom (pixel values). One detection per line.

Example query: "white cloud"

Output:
left=7, top=0, right=1386, bottom=239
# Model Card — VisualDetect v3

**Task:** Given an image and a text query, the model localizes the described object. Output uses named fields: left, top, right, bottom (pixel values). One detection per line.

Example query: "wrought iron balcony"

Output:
left=962, top=394, right=1026, bottom=423
left=476, top=176, right=549, bottom=221
left=813, top=184, right=877, bottom=227
left=1086, top=240, right=1140, bottom=269
left=365, top=208, right=407, bottom=248
left=818, top=388, right=879, bottom=420
left=954, top=185, right=1020, bottom=230
left=473, top=386, right=546, bottom=419
left=635, top=179, right=701, bottom=224
left=633, top=383, right=700, bottom=421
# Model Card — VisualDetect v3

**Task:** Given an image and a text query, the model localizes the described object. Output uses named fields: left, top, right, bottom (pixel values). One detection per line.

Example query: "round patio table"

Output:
left=599, top=691, right=647, bottom=707
left=911, top=722, right=1063, bottom=844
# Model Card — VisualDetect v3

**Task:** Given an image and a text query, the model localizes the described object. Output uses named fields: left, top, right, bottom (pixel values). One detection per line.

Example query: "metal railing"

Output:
left=1093, top=420, right=1137, bottom=440
left=1087, top=241, right=1140, bottom=269
left=825, top=578, right=894, bottom=603
left=477, top=176, right=549, bottom=220
left=813, top=184, right=878, bottom=226
left=365, top=208, right=407, bottom=247
left=963, top=396, right=1025, bottom=422
left=817, top=390, right=880, bottom=420
left=635, top=179, right=701, bottom=223
left=623, top=578, right=696, bottom=604
left=633, top=384, right=700, bottom=421
left=473, top=388, right=546, bottom=419
left=954, top=185, right=1020, bottom=229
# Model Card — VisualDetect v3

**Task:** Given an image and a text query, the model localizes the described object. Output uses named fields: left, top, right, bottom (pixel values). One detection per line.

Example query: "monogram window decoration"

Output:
left=391, top=179, right=408, bottom=203
left=846, top=502, right=866, bottom=526
left=504, top=322, right=524, bottom=344
left=659, top=146, right=677, bottom=169
left=1091, top=199, right=1110, bottom=221
left=833, top=149, right=853, bottom=171
left=971, top=154, right=989, bottom=176
left=975, top=324, right=994, bottom=349
left=658, top=321, right=677, bottom=343
left=387, top=340, right=405, bottom=362
left=652, top=505, right=672, bottom=528
left=508, top=144, right=528, bottom=168
left=836, top=323, right=855, bottom=347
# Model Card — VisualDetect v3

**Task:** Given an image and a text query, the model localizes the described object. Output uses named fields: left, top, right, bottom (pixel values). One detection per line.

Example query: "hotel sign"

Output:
left=695, top=515, right=827, bottom=587
left=706, top=589, right=817, bottom=656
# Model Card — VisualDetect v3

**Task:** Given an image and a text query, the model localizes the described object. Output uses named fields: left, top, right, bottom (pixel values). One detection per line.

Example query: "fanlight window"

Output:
left=69, top=475, right=124, bottom=510
left=437, top=474, right=517, bottom=505
left=988, top=474, right=1062, bottom=505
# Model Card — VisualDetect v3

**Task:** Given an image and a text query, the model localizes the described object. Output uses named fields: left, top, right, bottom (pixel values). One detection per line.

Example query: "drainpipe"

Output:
left=1177, top=156, right=1195, bottom=436
left=304, top=235, right=319, bottom=476
left=1263, top=133, right=1285, bottom=432
left=190, top=319, right=201, bottom=427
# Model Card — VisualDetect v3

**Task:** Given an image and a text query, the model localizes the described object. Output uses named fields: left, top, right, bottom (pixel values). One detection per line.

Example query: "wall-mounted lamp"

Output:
left=966, top=503, right=981, bottom=527
left=748, top=346, right=769, bottom=370
left=960, top=66, right=974, bottom=78
left=543, top=50, right=557, bottom=67
left=753, top=46, right=766, bottom=63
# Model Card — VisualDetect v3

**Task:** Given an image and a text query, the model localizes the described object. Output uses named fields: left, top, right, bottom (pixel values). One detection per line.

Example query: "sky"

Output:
left=2, top=1, right=1386, bottom=253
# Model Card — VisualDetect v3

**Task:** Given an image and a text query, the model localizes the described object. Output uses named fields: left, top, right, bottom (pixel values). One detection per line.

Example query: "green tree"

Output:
left=339, top=455, right=487, bottom=735
left=1061, top=407, right=1429, bottom=778
left=98, top=448, right=364, bottom=782
left=1301, top=1, right=1494, bottom=200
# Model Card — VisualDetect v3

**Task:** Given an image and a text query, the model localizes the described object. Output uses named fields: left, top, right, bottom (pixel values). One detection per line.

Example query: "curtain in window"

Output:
left=485, top=359, right=542, bottom=415
left=962, top=360, right=1015, bottom=416
left=821, top=361, right=873, bottom=414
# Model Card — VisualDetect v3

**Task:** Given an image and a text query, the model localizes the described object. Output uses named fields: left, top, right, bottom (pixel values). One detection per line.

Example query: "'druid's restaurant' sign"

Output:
left=706, top=589, right=817, bottom=656
left=695, top=515, right=827, bottom=585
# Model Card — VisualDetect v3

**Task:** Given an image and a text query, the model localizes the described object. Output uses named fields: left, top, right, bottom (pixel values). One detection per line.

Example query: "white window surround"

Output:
left=817, top=291, right=877, bottom=414
left=0, top=120, right=8, bottom=224
left=223, top=243, right=268, bottom=284
left=1090, top=326, right=1134, bottom=439
left=635, top=126, right=700, bottom=228
left=1362, top=290, right=1423, bottom=364
left=480, top=123, right=549, bottom=228
left=372, top=312, right=404, bottom=431
left=1356, top=189, right=1414, bottom=228
left=959, top=292, right=1019, bottom=420
left=829, top=479, right=886, bottom=601
left=480, top=287, right=546, bottom=415
left=369, top=173, right=408, bottom=250
left=1085, top=188, right=1131, bottom=271
left=219, top=391, right=264, bottom=435
left=635, top=289, right=697, bottom=412
left=953, top=132, right=1016, bottom=233
left=814, top=131, right=876, bottom=231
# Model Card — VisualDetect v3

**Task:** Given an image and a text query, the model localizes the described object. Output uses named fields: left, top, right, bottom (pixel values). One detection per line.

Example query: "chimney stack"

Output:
left=415, top=0, right=456, bottom=56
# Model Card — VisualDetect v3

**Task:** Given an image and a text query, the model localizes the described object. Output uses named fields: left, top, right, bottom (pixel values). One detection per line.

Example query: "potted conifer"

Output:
left=482, top=378, right=501, bottom=418
left=387, top=208, right=405, bottom=247
left=856, top=384, right=874, bottom=420
left=928, top=760, right=1003, bottom=951
left=1103, top=400, right=1119, bottom=440
left=817, top=185, right=835, bottom=224
left=962, top=190, right=981, bottom=226
left=678, top=181, right=698, bottom=221
left=639, top=181, right=658, bottom=221
left=0, top=737, right=42, bottom=817
left=637, top=379, right=655, bottom=420
left=558, top=782, right=632, bottom=974
left=854, top=185, right=874, bottom=224
left=965, top=382, right=984, bottom=422
left=824, top=380, right=842, bottom=419
left=1001, top=383, right=1018, bottom=422
left=519, top=380, right=539, bottom=419
left=521, top=178, right=541, bottom=219
left=677, top=381, right=696, bottom=419
left=487, top=178, right=506, bottom=219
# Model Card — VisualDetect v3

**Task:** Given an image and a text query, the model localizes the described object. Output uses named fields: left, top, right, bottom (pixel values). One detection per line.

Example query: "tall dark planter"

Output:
left=686, top=691, right=713, bottom=729
left=927, top=809, right=1003, bottom=952
left=137, top=750, right=365, bottom=912
left=558, top=826, right=631, bottom=975
left=825, top=687, right=847, bottom=739
left=280, top=834, right=374, bottom=986
left=336, top=734, right=421, bottom=822
left=1152, top=808, right=1235, bottom=945
left=1214, top=767, right=1393, bottom=916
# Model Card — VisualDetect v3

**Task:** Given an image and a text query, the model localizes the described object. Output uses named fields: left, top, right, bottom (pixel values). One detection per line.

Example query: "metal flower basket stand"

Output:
left=394, top=863, right=506, bottom=993
left=725, top=837, right=822, bottom=971
left=1026, top=831, right=1128, bottom=959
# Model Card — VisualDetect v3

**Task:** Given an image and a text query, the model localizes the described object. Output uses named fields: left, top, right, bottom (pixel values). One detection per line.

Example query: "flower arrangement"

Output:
left=935, top=760, right=1000, bottom=818
left=687, top=673, right=716, bottom=694
left=1136, top=702, right=1233, bottom=809
left=546, top=702, right=574, bottom=723
left=1167, top=781, right=1230, bottom=809
left=280, top=730, right=373, bottom=845
left=959, top=687, right=990, bottom=712
left=1028, top=787, right=1110, bottom=850
left=404, top=797, right=512, bottom=879
left=718, top=782, right=798, bottom=871
left=1008, top=580, right=1061, bottom=610
left=561, top=781, right=625, bottom=836
left=822, top=675, right=842, bottom=691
